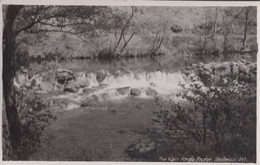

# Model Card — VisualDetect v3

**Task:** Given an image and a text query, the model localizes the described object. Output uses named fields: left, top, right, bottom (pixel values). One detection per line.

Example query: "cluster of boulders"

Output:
left=182, top=60, right=257, bottom=86
left=55, top=68, right=89, bottom=93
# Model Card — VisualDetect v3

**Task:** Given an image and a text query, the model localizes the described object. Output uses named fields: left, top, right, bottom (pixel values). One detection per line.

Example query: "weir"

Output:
left=76, top=70, right=189, bottom=97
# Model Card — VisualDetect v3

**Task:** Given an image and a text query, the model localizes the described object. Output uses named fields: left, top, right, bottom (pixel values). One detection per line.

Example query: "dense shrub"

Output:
left=148, top=75, right=256, bottom=162
left=3, top=92, right=56, bottom=160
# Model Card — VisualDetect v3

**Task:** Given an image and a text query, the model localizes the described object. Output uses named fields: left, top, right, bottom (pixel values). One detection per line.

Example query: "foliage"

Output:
left=7, top=6, right=257, bottom=61
left=149, top=75, right=256, bottom=162
left=3, top=92, right=56, bottom=160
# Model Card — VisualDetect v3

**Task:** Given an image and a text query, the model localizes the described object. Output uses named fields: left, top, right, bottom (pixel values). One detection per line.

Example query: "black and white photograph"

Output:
left=1, top=1, right=258, bottom=163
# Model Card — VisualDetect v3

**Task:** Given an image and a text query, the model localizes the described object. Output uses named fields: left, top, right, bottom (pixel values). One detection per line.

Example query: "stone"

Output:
left=146, top=87, right=158, bottom=96
left=238, top=64, right=249, bottom=74
left=56, top=68, right=75, bottom=84
left=248, top=62, right=256, bottom=71
left=213, top=62, right=232, bottom=76
left=96, top=70, right=109, bottom=83
left=150, top=82, right=156, bottom=87
left=81, top=97, right=96, bottom=107
left=56, top=68, right=74, bottom=75
left=130, top=88, right=141, bottom=96
left=39, top=81, right=53, bottom=92
left=117, top=87, right=130, bottom=95
left=114, top=67, right=132, bottom=78
left=83, top=88, right=97, bottom=95
left=64, top=83, right=78, bottom=93
left=91, top=94, right=99, bottom=103
left=99, top=83, right=109, bottom=88
left=75, top=80, right=89, bottom=88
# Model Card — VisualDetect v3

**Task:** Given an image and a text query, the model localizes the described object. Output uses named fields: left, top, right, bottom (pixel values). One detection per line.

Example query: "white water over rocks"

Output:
left=76, top=70, right=188, bottom=98
left=49, top=69, right=190, bottom=111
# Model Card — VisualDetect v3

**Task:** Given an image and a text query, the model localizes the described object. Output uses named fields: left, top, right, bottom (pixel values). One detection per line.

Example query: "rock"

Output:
left=96, top=70, right=109, bottom=83
left=146, top=87, right=158, bottom=96
left=83, top=88, right=97, bottom=95
left=64, top=83, right=78, bottom=93
left=99, top=83, right=109, bottom=88
left=75, top=80, right=89, bottom=88
left=213, top=62, right=232, bottom=76
left=56, top=69, right=75, bottom=84
left=125, top=141, right=156, bottom=159
left=150, top=82, right=156, bottom=87
left=248, top=62, right=256, bottom=71
left=118, top=67, right=132, bottom=75
left=39, top=81, right=53, bottom=92
left=91, top=94, right=99, bottom=103
left=115, top=67, right=132, bottom=77
left=238, top=63, right=249, bottom=74
left=130, top=88, right=141, bottom=96
left=117, top=87, right=130, bottom=95
left=56, top=68, right=74, bottom=75
left=81, top=97, right=96, bottom=107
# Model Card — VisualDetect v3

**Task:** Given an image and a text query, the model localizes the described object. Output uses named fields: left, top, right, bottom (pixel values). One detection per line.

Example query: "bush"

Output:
left=3, top=92, right=56, bottom=160
left=149, top=75, right=256, bottom=162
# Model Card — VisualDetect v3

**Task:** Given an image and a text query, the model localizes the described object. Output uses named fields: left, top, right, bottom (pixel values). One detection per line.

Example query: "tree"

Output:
left=3, top=5, right=108, bottom=159
left=3, top=5, right=24, bottom=157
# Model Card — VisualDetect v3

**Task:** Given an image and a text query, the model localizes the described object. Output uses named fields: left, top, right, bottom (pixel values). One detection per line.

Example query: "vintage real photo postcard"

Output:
left=1, top=0, right=259, bottom=163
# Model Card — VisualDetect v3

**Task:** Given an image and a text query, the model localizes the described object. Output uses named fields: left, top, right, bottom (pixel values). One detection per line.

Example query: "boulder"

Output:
left=130, top=88, right=141, bottom=96
left=238, top=63, right=249, bottom=74
left=56, top=68, right=75, bottom=84
left=96, top=70, right=109, bottom=83
left=213, top=62, right=232, bottom=76
left=39, top=81, right=53, bottom=92
left=125, top=141, right=156, bottom=159
left=83, top=88, right=97, bottom=95
left=91, top=94, right=99, bottom=103
left=149, top=82, right=156, bottom=87
left=248, top=62, right=256, bottom=71
left=146, top=87, right=158, bottom=97
left=75, top=80, right=89, bottom=88
left=118, top=67, right=132, bottom=75
left=114, top=67, right=132, bottom=77
left=117, top=87, right=130, bottom=95
left=99, top=83, right=109, bottom=88
left=64, top=83, right=78, bottom=93
left=81, top=97, right=96, bottom=107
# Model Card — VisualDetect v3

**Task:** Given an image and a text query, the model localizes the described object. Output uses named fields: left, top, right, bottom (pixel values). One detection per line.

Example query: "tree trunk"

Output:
left=3, top=5, right=23, bottom=158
